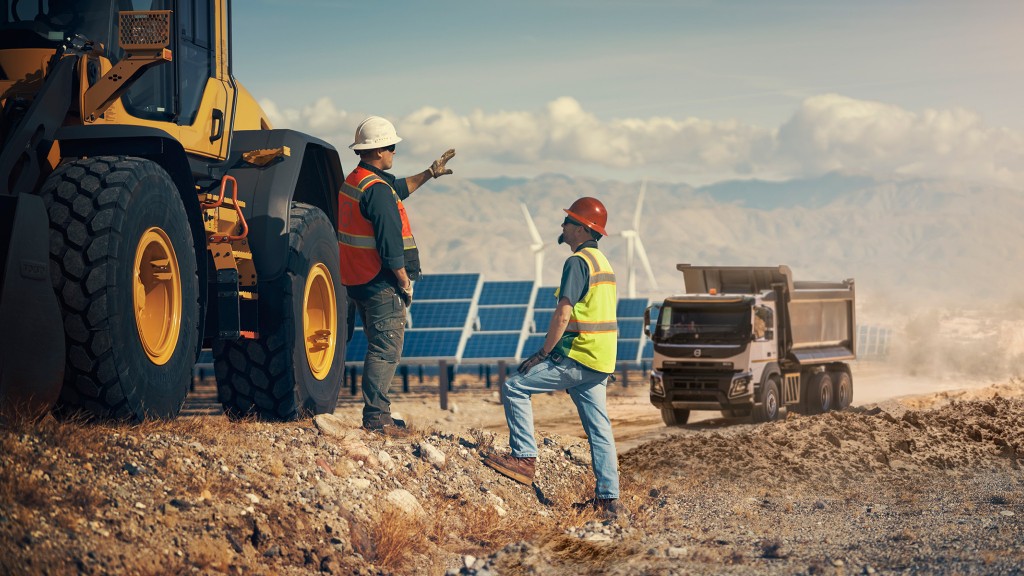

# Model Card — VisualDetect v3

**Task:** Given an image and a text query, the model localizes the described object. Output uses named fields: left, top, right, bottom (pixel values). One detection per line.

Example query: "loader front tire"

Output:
left=41, top=157, right=199, bottom=420
left=215, top=203, right=344, bottom=421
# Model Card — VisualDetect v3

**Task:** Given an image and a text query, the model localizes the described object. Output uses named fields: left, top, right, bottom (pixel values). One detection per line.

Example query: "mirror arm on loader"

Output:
left=80, top=11, right=174, bottom=122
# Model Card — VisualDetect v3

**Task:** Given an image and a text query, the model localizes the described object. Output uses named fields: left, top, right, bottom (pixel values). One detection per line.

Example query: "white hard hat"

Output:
left=349, top=116, right=403, bottom=150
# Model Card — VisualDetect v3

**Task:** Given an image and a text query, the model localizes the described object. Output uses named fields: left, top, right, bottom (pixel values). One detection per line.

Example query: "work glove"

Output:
left=397, top=284, right=413, bottom=308
left=429, top=149, right=456, bottom=178
left=517, top=347, right=548, bottom=374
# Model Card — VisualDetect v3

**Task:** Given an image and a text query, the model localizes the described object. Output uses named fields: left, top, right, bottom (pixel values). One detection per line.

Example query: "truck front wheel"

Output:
left=805, top=371, right=833, bottom=415
left=752, top=377, right=781, bottom=423
left=660, top=406, right=690, bottom=426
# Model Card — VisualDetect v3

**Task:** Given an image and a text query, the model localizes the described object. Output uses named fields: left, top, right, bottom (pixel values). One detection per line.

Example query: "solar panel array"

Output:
left=461, top=281, right=533, bottom=362
left=345, top=273, right=482, bottom=363
left=522, top=285, right=559, bottom=357
left=616, top=298, right=650, bottom=365
left=345, top=275, right=651, bottom=367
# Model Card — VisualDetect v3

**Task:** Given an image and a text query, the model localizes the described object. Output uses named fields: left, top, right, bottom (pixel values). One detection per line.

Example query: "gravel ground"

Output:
left=1, top=379, right=1022, bottom=575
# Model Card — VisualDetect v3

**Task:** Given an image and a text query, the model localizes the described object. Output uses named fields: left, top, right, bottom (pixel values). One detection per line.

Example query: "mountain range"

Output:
left=406, top=171, right=1024, bottom=321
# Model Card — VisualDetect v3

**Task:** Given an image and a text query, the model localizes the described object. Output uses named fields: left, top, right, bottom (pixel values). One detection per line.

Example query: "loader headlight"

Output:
left=650, top=371, right=665, bottom=397
left=729, top=375, right=752, bottom=398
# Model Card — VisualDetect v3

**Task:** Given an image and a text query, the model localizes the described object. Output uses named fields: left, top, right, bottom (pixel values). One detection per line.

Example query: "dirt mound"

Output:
left=623, top=395, right=1023, bottom=492
left=2, top=382, right=1023, bottom=575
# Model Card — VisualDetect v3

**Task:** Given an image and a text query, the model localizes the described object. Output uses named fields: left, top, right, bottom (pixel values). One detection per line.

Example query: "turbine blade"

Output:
left=521, top=203, right=543, bottom=246
left=633, top=178, right=646, bottom=230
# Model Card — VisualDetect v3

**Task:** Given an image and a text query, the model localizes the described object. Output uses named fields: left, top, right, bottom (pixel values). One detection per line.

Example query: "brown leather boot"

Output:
left=362, top=423, right=413, bottom=439
left=483, top=453, right=536, bottom=485
left=596, top=498, right=629, bottom=521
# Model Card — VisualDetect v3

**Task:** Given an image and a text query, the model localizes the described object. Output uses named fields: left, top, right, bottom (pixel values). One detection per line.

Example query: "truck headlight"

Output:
left=650, top=371, right=664, bottom=396
left=729, top=376, right=752, bottom=398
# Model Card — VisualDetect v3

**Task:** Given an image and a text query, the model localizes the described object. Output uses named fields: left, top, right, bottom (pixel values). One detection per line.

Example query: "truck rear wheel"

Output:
left=804, top=371, right=833, bottom=415
left=214, top=203, right=344, bottom=421
left=832, top=370, right=853, bottom=410
left=660, top=406, right=690, bottom=426
left=752, top=377, right=781, bottom=423
left=41, top=157, right=199, bottom=420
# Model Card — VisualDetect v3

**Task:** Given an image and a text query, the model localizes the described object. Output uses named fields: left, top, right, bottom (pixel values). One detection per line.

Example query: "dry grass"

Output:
left=368, top=507, right=429, bottom=571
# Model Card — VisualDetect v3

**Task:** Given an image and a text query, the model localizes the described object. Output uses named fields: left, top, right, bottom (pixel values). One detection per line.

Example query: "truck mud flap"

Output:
left=0, top=194, right=64, bottom=419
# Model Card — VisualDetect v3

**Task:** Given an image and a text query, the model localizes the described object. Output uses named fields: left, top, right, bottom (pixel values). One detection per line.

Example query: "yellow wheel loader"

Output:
left=0, top=0, right=347, bottom=421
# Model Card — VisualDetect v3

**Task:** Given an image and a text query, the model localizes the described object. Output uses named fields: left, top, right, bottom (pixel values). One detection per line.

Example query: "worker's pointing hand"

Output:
left=429, top=149, right=456, bottom=179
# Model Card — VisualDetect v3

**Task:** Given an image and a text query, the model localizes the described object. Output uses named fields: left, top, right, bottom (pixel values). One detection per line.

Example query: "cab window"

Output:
left=117, top=0, right=213, bottom=125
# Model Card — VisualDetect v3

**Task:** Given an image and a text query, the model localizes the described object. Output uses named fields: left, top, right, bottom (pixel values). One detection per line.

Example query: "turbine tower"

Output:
left=618, top=179, right=659, bottom=298
left=521, top=203, right=553, bottom=286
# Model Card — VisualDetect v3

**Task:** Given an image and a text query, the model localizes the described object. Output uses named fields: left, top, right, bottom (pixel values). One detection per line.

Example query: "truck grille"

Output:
left=664, top=374, right=720, bottom=390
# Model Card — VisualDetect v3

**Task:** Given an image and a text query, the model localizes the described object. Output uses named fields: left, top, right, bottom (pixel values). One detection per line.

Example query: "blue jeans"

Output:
left=501, top=355, right=619, bottom=499
left=353, top=286, right=406, bottom=426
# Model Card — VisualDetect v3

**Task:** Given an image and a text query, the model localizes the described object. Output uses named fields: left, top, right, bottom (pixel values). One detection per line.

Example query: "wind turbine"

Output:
left=617, top=179, right=659, bottom=298
left=520, top=203, right=554, bottom=286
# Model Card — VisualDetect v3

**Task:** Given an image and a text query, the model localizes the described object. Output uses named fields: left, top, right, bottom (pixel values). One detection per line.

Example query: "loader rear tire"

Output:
left=214, top=203, right=345, bottom=421
left=41, top=157, right=199, bottom=420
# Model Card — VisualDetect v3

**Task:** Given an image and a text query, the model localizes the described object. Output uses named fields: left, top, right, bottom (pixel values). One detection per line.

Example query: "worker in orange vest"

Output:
left=339, top=116, right=455, bottom=436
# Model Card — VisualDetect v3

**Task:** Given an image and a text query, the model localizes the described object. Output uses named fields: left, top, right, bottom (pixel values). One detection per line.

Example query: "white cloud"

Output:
left=258, top=94, right=1024, bottom=186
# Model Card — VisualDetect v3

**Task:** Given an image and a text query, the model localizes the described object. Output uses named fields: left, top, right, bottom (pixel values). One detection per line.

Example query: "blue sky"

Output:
left=233, top=1, right=1023, bottom=185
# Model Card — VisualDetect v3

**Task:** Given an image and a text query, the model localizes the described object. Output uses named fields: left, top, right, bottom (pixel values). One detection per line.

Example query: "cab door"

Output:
left=174, top=0, right=232, bottom=160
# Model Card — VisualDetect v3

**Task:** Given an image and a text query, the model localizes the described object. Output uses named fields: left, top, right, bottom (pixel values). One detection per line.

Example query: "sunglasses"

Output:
left=383, top=144, right=396, bottom=153
left=562, top=217, right=582, bottom=227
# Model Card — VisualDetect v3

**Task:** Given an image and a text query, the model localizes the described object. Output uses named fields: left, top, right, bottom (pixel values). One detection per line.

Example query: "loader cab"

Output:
left=1, top=0, right=234, bottom=160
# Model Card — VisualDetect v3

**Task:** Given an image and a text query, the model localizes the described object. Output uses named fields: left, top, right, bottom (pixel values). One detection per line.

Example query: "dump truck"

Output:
left=0, top=0, right=346, bottom=421
left=644, top=265, right=856, bottom=425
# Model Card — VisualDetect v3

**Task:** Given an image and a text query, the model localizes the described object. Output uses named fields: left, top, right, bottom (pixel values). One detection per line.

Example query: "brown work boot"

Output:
left=362, top=423, right=413, bottom=439
left=595, top=498, right=629, bottom=521
left=483, top=453, right=536, bottom=485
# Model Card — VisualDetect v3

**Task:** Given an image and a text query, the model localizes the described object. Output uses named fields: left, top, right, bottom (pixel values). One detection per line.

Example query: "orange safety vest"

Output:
left=337, top=166, right=417, bottom=286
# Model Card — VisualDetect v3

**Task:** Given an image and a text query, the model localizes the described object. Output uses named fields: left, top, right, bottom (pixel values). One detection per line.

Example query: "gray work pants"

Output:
left=353, top=286, right=406, bottom=426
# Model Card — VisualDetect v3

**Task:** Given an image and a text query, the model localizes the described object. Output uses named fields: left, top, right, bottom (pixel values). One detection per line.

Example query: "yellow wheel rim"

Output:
left=303, top=263, right=337, bottom=380
left=133, top=227, right=182, bottom=366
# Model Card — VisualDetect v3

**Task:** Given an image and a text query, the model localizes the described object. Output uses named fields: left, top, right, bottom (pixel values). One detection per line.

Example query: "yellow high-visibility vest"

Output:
left=555, top=246, right=618, bottom=373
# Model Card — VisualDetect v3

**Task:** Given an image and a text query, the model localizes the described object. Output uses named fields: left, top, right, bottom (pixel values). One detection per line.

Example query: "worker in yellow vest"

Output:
left=484, top=197, right=626, bottom=521
left=339, top=116, right=455, bottom=436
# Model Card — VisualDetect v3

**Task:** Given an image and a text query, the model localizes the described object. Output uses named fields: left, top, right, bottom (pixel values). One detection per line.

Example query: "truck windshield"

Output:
left=656, top=303, right=751, bottom=344
left=1, top=0, right=113, bottom=48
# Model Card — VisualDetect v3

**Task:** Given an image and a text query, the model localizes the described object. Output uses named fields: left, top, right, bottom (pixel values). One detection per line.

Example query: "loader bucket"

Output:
left=0, top=194, right=64, bottom=420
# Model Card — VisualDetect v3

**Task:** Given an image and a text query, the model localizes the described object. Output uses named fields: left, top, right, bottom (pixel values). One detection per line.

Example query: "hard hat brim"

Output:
left=349, top=135, right=403, bottom=151
left=563, top=208, right=608, bottom=236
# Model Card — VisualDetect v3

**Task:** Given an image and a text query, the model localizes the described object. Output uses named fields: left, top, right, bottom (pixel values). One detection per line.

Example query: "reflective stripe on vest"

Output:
left=561, top=247, right=618, bottom=373
left=338, top=166, right=417, bottom=286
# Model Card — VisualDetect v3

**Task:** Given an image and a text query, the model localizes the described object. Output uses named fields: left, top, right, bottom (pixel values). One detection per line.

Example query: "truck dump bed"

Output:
left=676, top=264, right=856, bottom=363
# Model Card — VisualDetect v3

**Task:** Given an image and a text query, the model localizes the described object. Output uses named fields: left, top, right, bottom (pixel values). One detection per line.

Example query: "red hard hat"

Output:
left=563, top=197, right=608, bottom=236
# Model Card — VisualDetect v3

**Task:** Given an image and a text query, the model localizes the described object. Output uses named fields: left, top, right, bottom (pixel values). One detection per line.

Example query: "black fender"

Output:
left=755, top=362, right=782, bottom=401
left=54, top=125, right=208, bottom=351
left=220, top=129, right=344, bottom=333
left=222, top=129, right=343, bottom=282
